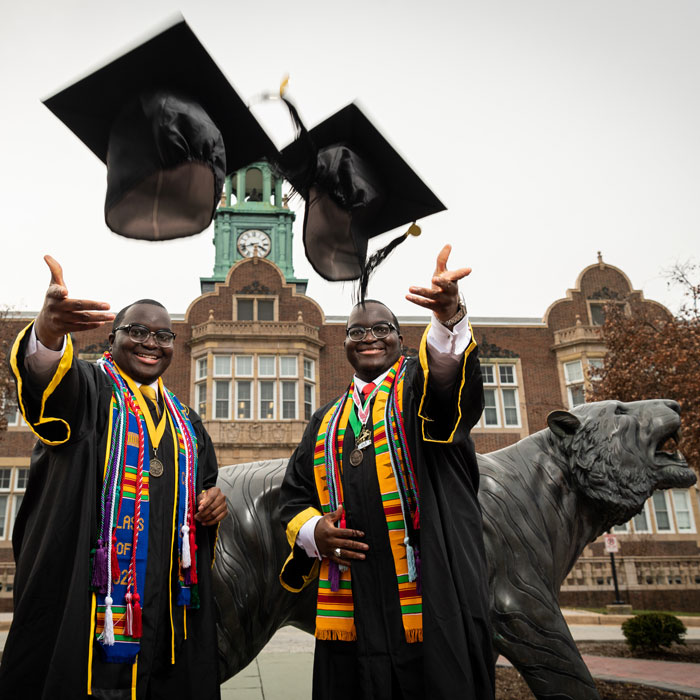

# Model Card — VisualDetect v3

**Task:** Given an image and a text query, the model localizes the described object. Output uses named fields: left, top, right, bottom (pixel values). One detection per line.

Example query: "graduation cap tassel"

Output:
left=101, top=596, right=115, bottom=646
left=404, top=535, right=417, bottom=583
left=329, top=561, right=341, bottom=592
left=132, top=593, right=143, bottom=638
left=189, top=527, right=198, bottom=583
left=181, top=524, right=191, bottom=569
left=91, top=540, right=108, bottom=593
left=125, top=592, right=133, bottom=637
left=357, top=223, right=421, bottom=303
left=111, top=533, right=121, bottom=583
left=272, top=91, right=318, bottom=199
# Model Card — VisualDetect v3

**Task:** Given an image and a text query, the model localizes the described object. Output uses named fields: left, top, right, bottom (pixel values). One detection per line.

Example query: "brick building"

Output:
left=1, top=162, right=698, bottom=611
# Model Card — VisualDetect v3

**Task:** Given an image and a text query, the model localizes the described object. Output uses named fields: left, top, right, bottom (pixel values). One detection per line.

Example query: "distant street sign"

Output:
left=604, top=534, right=618, bottom=553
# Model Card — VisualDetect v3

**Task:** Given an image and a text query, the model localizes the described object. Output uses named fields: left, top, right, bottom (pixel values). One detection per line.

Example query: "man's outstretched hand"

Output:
left=405, top=244, right=471, bottom=323
left=33, top=255, right=115, bottom=350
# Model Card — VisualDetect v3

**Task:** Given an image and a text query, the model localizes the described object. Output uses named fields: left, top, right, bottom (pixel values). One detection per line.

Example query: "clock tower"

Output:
left=200, top=160, right=307, bottom=293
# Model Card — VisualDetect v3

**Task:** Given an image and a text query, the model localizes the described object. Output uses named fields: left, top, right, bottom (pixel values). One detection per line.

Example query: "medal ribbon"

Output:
left=119, top=370, right=167, bottom=451
left=348, top=383, right=379, bottom=438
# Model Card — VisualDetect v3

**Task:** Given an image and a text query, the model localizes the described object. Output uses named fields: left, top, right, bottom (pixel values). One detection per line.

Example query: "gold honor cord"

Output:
left=118, top=369, right=167, bottom=451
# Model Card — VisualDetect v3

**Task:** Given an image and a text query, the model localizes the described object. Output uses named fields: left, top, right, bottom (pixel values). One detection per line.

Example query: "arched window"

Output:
left=244, top=168, right=263, bottom=202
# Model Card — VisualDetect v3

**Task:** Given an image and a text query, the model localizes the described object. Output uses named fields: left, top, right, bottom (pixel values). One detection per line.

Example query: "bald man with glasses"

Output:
left=279, top=246, right=495, bottom=700
left=0, top=256, right=226, bottom=700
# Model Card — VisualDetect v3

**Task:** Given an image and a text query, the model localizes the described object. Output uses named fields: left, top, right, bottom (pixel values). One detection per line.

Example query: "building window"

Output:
left=214, top=355, right=231, bottom=377
left=194, top=356, right=208, bottom=418
left=502, top=389, right=519, bottom=426
left=652, top=492, right=673, bottom=532
left=259, top=381, right=275, bottom=419
left=258, top=299, right=274, bottom=321
left=195, top=352, right=310, bottom=421
left=0, top=466, right=27, bottom=540
left=212, top=355, right=232, bottom=420
left=564, top=360, right=585, bottom=408
left=303, top=358, right=315, bottom=381
left=259, top=356, right=276, bottom=378
left=281, top=381, right=298, bottom=419
left=499, top=365, right=515, bottom=385
left=280, top=356, right=298, bottom=377
left=478, top=363, right=521, bottom=428
left=235, top=355, right=253, bottom=377
left=631, top=502, right=652, bottom=533
left=235, top=297, right=277, bottom=321
left=237, top=299, right=254, bottom=321
left=589, top=301, right=626, bottom=326
left=481, top=365, right=495, bottom=385
left=196, top=382, right=207, bottom=418
left=612, top=501, right=653, bottom=534
left=3, top=399, right=20, bottom=427
left=672, top=490, right=695, bottom=532
left=304, top=382, right=315, bottom=420
left=236, top=381, right=252, bottom=419
left=482, top=389, right=500, bottom=427
left=303, top=358, right=316, bottom=421
left=214, top=381, right=230, bottom=419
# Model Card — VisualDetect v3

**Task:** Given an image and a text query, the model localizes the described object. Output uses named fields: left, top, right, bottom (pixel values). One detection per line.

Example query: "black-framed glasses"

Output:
left=115, top=324, right=176, bottom=348
left=346, top=322, right=397, bottom=342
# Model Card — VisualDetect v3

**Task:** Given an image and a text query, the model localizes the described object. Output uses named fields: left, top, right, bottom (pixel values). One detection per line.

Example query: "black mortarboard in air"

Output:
left=280, top=102, right=446, bottom=296
left=43, top=17, right=278, bottom=240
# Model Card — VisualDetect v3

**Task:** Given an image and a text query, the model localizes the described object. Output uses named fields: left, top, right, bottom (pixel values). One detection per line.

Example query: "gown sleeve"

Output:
left=189, top=407, right=220, bottom=563
left=278, top=411, right=325, bottom=593
left=9, top=321, right=101, bottom=446
left=412, top=322, right=484, bottom=443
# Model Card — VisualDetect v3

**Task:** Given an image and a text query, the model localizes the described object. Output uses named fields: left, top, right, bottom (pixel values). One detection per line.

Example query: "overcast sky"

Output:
left=1, top=0, right=698, bottom=320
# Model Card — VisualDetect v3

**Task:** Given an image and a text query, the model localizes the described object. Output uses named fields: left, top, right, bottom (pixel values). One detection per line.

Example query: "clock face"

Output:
left=237, top=229, right=271, bottom=258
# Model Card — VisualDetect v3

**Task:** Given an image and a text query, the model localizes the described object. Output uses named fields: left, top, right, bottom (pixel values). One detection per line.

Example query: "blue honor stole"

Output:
left=92, top=356, right=200, bottom=665
left=95, top=400, right=151, bottom=663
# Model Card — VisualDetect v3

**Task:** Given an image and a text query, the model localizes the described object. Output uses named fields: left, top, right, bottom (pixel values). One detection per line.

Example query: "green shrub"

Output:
left=622, top=613, right=687, bottom=652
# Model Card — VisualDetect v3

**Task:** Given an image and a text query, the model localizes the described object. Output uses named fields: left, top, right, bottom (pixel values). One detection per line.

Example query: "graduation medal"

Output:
left=349, top=448, right=363, bottom=467
left=348, top=388, right=376, bottom=467
left=149, top=457, right=164, bottom=477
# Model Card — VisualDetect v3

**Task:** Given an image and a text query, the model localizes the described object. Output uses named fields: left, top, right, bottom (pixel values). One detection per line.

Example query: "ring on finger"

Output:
left=334, top=547, right=342, bottom=558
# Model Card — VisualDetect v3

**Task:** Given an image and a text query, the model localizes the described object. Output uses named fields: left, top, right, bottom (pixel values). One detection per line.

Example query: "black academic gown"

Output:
left=0, top=326, right=220, bottom=700
left=280, top=346, right=495, bottom=700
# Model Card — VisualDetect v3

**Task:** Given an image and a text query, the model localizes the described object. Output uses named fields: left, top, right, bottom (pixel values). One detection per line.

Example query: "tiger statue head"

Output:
left=547, top=399, right=696, bottom=531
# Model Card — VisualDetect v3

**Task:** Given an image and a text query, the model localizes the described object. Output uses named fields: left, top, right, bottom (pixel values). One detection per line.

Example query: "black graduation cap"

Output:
left=280, top=102, right=446, bottom=289
left=43, top=17, right=278, bottom=241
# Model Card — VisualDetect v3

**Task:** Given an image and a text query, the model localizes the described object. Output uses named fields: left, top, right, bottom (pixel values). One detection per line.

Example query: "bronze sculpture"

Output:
left=212, top=399, right=695, bottom=699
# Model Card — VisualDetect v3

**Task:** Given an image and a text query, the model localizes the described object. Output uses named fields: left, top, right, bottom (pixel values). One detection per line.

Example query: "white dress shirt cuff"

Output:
left=425, top=312, right=472, bottom=390
left=297, top=515, right=323, bottom=560
left=24, top=325, right=66, bottom=383
left=427, top=312, right=471, bottom=355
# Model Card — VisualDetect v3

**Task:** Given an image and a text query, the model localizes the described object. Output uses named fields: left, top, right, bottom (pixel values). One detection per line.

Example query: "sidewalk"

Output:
left=225, top=611, right=700, bottom=700
left=3, top=611, right=700, bottom=698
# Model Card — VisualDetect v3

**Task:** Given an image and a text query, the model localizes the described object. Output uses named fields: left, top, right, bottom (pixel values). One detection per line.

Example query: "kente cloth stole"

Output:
left=90, top=353, right=199, bottom=664
left=313, top=356, right=423, bottom=643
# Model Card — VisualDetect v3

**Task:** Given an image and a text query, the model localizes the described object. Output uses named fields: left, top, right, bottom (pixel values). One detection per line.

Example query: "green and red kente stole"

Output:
left=313, top=356, right=422, bottom=643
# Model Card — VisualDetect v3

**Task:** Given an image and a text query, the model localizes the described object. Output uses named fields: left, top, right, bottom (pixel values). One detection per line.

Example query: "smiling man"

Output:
left=279, top=245, right=495, bottom=700
left=0, top=256, right=226, bottom=700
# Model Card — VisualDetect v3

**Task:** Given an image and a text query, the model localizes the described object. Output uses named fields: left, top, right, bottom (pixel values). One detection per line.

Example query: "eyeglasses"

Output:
left=346, top=322, right=397, bottom=342
left=115, top=324, right=176, bottom=348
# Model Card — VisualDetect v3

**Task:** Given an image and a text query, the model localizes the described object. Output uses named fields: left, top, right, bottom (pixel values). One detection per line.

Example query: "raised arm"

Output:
left=405, top=243, right=470, bottom=323
left=405, top=245, right=483, bottom=440
left=33, top=255, right=114, bottom=350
